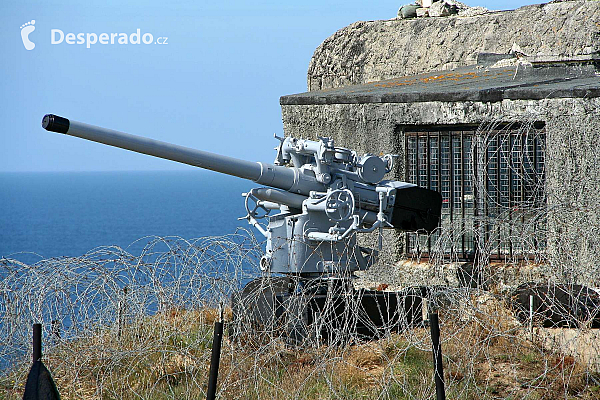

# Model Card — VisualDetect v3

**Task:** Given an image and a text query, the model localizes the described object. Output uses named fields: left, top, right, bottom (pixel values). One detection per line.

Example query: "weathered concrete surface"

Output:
left=281, top=97, right=600, bottom=287
left=284, top=63, right=600, bottom=105
left=355, top=260, right=562, bottom=293
left=283, top=0, right=600, bottom=289
left=307, top=1, right=600, bottom=91
left=536, top=327, right=600, bottom=371
left=545, top=102, right=600, bottom=286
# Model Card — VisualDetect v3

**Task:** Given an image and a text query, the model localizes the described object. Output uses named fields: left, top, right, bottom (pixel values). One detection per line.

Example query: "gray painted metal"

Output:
left=60, top=119, right=325, bottom=195
left=66, top=120, right=264, bottom=181
left=43, top=115, right=441, bottom=276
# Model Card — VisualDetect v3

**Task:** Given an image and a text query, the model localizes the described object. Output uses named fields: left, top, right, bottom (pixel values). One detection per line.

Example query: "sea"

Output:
left=0, top=170, right=257, bottom=263
left=0, top=170, right=260, bottom=371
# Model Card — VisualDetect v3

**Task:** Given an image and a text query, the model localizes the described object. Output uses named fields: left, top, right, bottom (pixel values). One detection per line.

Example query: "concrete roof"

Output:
left=281, top=62, right=600, bottom=105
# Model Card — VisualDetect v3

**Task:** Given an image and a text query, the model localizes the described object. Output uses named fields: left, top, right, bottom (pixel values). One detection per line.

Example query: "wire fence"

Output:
left=2, top=116, right=600, bottom=399
left=2, top=232, right=599, bottom=399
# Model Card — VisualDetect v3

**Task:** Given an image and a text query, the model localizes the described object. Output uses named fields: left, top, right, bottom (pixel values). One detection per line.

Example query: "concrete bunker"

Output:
left=280, top=0, right=600, bottom=290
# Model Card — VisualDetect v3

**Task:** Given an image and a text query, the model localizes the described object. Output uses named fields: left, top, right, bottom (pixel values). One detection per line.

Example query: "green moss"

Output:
left=518, top=351, right=542, bottom=365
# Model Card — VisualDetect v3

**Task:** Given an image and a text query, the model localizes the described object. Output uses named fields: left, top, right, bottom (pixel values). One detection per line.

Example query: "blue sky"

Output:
left=1, top=0, right=541, bottom=172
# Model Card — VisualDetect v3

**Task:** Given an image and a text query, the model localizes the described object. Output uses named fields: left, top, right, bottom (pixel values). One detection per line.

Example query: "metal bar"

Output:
left=427, top=131, right=432, bottom=255
left=42, top=115, right=327, bottom=195
left=48, top=116, right=264, bottom=182
left=449, top=132, right=454, bottom=256
left=529, top=295, right=534, bottom=341
left=508, top=133, right=513, bottom=259
left=533, top=135, right=539, bottom=251
left=33, top=323, right=42, bottom=362
left=521, top=132, right=527, bottom=260
left=485, top=137, right=490, bottom=249
left=539, top=131, right=547, bottom=254
left=405, top=131, right=410, bottom=182
left=416, top=133, right=423, bottom=255
left=416, top=132, right=420, bottom=187
left=473, top=135, right=479, bottom=259
left=429, top=312, right=446, bottom=400
left=405, top=131, right=410, bottom=255
left=496, top=132, right=501, bottom=260
left=207, top=310, right=224, bottom=400
left=427, top=132, right=431, bottom=189
left=438, top=132, right=442, bottom=194
left=461, top=131, right=465, bottom=259
left=533, top=135, right=539, bottom=190
left=438, top=132, right=442, bottom=259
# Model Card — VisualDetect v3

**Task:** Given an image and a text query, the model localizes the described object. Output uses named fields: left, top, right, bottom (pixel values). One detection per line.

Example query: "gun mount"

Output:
left=43, top=113, right=442, bottom=343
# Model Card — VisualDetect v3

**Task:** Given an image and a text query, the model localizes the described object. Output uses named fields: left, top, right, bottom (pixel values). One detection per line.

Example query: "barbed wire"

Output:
left=1, top=115, right=600, bottom=398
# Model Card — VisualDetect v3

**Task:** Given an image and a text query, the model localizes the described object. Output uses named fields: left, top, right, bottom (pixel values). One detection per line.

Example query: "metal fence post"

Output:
left=207, top=304, right=224, bottom=400
left=430, top=312, right=446, bottom=400
left=32, top=323, right=42, bottom=362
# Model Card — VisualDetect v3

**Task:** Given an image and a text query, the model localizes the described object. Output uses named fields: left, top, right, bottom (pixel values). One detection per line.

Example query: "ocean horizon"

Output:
left=0, top=170, right=257, bottom=263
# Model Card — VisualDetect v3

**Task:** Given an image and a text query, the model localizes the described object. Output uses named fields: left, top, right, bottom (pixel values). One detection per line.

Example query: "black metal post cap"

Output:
left=42, top=114, right=70, bottom=133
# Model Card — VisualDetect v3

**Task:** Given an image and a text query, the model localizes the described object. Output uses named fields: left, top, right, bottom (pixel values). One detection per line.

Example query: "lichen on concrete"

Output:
left=281, top=98, right=600, bottom=288
left=307, top=1, right=600, bottom=91
left=283, top=1, right=600, bottom=290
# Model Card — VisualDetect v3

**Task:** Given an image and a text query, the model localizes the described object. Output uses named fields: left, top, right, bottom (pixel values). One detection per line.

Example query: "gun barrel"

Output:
left=42, top=114, right=324, bottom=194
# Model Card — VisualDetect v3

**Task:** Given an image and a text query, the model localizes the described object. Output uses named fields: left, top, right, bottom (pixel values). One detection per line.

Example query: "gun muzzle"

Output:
left=42, top=114, right=70, bottom=134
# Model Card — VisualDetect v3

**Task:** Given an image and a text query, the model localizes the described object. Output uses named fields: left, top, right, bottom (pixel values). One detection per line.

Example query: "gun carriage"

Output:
left=43, top=114, right=442, bottom=343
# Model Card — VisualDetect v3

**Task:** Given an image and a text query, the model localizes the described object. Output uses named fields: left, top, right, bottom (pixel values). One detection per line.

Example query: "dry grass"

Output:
left=2, top=300, right=599, bottom=400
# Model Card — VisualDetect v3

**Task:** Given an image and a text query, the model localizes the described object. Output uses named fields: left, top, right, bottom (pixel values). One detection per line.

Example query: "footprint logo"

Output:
left=20, top=20, right=36, bottom=50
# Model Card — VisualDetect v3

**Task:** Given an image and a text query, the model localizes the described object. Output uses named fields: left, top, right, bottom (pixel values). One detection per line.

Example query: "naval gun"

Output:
left=42, top=114, right=442, bottom=343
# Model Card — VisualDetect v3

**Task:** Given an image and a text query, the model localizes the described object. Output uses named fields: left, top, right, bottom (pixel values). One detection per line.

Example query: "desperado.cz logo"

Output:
left=51, top=28, right=168, bottom=48
left=20, top=20, right=36, bottom=50
left=20, top=20, right=168, bottom=50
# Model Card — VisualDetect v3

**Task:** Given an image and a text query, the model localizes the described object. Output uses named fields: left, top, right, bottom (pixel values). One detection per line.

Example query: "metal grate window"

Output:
left=403, top=123, right=546, bottom=261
